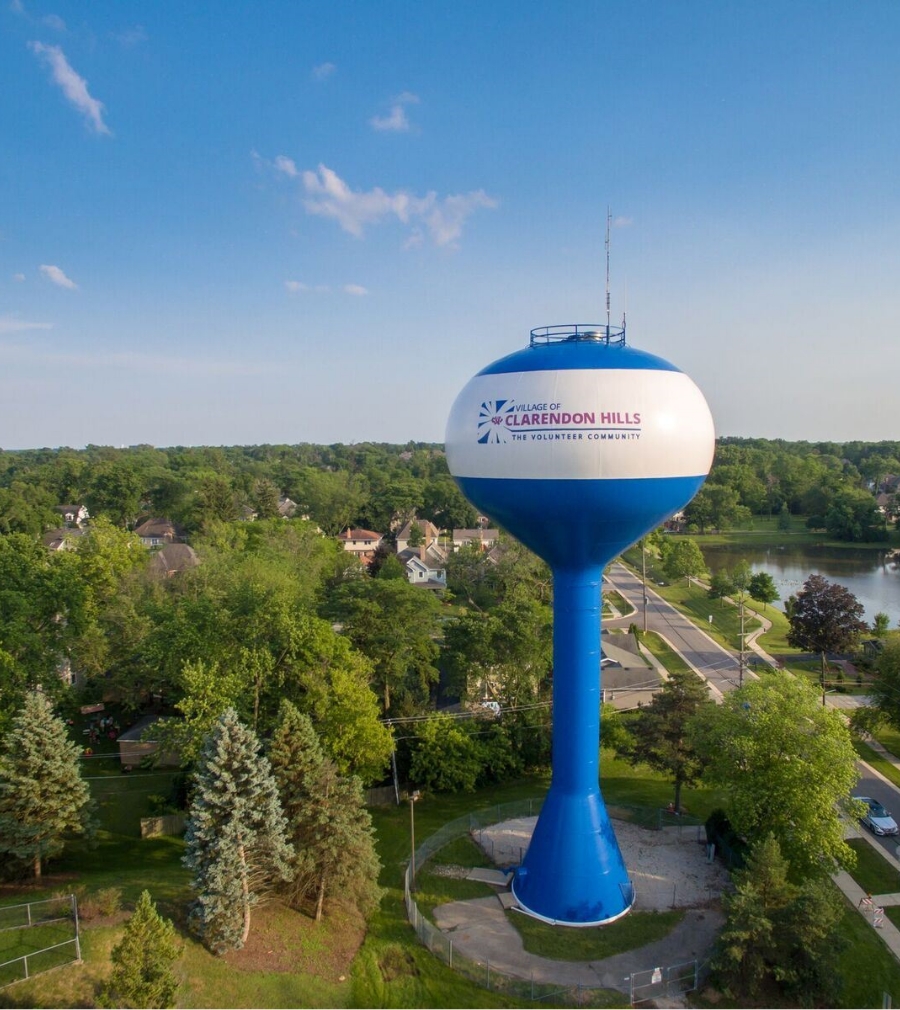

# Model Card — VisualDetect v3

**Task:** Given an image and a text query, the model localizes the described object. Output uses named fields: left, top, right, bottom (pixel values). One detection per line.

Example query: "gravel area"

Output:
left=474, top=816, right=730, bottom=910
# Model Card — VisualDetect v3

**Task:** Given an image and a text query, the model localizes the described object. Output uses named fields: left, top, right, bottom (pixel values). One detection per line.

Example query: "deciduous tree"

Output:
left=693, top=675, right=860, bottom=878
left=786, top=574, right=867, bottom=683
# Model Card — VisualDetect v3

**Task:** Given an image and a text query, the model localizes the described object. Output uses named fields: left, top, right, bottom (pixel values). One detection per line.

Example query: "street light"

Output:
left=409, top=789, right=421, bottom=886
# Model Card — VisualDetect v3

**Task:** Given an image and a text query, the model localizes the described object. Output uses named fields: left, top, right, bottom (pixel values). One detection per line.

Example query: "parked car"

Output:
left=854, top=796, right=900, bottom=836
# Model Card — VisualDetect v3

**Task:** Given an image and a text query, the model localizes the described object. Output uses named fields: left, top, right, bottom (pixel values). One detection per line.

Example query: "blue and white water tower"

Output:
left=446, top=324, right=714, bottom=925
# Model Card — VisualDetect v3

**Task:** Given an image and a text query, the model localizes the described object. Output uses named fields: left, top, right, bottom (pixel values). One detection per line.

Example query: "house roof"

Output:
left=453, top=528, right=499, bottom=541
left=338, top=528, right=382, bottom=541
left=148, top=543, right=200, bottom=575
left=134, top=517, right=184, bottom=539
left=397, top=518, right=441, bottom=541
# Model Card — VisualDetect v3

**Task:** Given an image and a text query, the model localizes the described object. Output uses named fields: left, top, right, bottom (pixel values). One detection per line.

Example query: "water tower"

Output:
left=445, top=322, right=714, bottom=925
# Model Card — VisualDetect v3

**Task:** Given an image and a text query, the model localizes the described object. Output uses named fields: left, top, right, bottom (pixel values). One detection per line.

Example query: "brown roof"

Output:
left=338, top=528, right=382, bottom=541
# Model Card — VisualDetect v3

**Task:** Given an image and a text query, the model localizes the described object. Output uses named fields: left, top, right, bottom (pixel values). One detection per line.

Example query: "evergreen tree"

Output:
left=269, top=702, right=382, bottom=922
left=714, top=835, right=844, bottom=1005
left=99, top=890, right=180, bottom=1009
left=0, top=691, right=93, bottom=879
left=183, top=709, right=293, bottom=953
left=619, top=669, right=712, bottom=813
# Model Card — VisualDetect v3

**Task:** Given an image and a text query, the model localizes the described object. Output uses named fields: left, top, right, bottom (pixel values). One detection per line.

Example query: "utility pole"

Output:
left=641, top=539, right=648, bottom=634
left=739, top=597, right=745, bottom=687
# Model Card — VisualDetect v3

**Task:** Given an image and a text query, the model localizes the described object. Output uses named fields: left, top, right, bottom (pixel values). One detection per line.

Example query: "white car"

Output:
left=855, top=796, right=900, bottom=836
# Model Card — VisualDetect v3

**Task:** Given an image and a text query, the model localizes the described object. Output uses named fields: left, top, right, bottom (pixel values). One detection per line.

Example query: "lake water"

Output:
left=700, top=544, right=900, bottom=627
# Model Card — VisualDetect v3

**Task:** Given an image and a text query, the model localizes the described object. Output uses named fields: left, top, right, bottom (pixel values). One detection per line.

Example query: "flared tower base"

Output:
left=511, top=787, right=635, bottom=926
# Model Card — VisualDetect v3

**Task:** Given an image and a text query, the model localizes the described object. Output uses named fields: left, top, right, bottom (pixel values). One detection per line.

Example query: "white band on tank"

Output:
left=446, top=369, right=715, bottom=481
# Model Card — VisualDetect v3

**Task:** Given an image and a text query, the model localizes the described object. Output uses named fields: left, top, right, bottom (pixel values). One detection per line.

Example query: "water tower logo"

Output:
left=477, top=400, right=515, bottom=443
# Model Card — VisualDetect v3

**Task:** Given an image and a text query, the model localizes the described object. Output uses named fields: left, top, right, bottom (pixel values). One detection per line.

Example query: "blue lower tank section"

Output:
left=454, top=475, right=705, bottom=568
left=452, top=476, right=705, bottom=924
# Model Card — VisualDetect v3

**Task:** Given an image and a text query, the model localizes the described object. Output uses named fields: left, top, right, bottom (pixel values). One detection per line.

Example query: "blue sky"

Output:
left=3, top=1, right=900, bottom=449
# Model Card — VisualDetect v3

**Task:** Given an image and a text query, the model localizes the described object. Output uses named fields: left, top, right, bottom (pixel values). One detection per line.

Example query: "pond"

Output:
left=699, top=543, right=900, bottom=627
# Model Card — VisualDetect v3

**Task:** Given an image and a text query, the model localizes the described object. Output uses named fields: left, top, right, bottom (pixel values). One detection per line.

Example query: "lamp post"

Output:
left=738, top=596, right=746, bottom=687
left=409, top=789, right=421, bottom=885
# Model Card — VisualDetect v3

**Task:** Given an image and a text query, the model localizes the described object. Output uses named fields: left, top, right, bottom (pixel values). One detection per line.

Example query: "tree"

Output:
left=660, top=539, right=707, bottom=585
left=776, top=503, right=793, bottom=532
left=0, top=692, right=93, bottom=879
left=269, top=703, right=382, bottom=922
left=713, top=835, right=845, bottom=1005
left=748, top=571, right=778, bottom=609
left=786, top=574, right=867, bottom=683
left=99, top=891, right=180, bottom=1009
left=873, top=612, right=891, bottom=638
left=824, top=487, right=885, bottom=542
left=693, top=675, right=861, bottom=878
left=183, top=709, right=293, bottom=953
left=865, top=638, right=900, bottom=731
left=706, top=571, right=734, bottom=600
left=329, top=578, right=441, bottom=715
left=619, top=670, right=713, bottom=813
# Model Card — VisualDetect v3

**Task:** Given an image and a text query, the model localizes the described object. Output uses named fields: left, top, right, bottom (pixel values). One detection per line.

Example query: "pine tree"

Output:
left=0, top=691, right=92, bottom=879
left=270, top=702, right=382, bottom=922
left=99, top=890, right=180, bottom=1009
left=183, top=709, right=293, bottom=954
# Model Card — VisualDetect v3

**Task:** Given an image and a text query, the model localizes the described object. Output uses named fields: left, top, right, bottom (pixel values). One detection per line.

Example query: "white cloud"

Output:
left=42, top=13, right=65, bottom=31
left=299, top=163, right=497, bottom=246
left=613, top=215, right=633, bottom=228
left=112, top=25, right=147, bottom=47
left=343, top=284, right=368, bottom=296
left=370, top=91, right=419, bottom=132
left=9, top=0, right=25, bottom=14
left=13, top=273, right=25, bottom=282
left=0, top=342, right=270, bottom=376
left=311, top=62, right=335, bottom=81
left=0, top=314, right=51, bottom=334
left=28, top=42, right=111, bottom=135
left=284, top=280, right=308, bottom=293
left=273, top=155, right=299, bottom=178
left=39, top=264, right=78, bottom=289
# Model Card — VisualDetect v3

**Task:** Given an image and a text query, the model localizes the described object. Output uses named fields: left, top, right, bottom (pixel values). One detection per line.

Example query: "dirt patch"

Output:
left=475, top=817, right=730, bottom=910
left=224, top=900, right=366, bottom=978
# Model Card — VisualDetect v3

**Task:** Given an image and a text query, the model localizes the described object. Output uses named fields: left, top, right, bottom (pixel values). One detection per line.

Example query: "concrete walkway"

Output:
left=433, top=896, right=723, bottom=992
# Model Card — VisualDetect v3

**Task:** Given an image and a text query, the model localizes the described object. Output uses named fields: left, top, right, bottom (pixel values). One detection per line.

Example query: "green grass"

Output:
left=846, top=839, right=900, bottom=895
left=427, top=833, right=493, bottom=869
left=835, top=900, right=900, bottom=1009
left=639, top=630, right=693, bottom=676
left=508, top=908, right=684, bottom=961
left=872, top=726, right=900, bottom=762
left=853, top=739, right=900, bottom=791
left=603, top=589, right=633, bottom=617
left=414, top=871, right=497, bottom=920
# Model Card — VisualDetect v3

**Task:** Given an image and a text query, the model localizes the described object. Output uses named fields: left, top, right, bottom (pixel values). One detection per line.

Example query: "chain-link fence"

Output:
left=403, top=798, right=706, bottom=1004
left=0, top=895, right=81, bottom=989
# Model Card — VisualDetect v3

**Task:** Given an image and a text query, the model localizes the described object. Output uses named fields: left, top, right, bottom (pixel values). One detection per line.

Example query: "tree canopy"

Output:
left=693, top=674, right=861, bottom=878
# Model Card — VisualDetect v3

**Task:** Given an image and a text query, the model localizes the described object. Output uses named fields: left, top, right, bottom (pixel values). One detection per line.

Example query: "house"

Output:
left=148, top=543, right=200, bottom=578
left=398, top=544, right=447, bottom=590
left=133, top=517, right=185, bottom=548
left=278, top=495, right=298, bottom=518
left=42, top=527, right=85, bottom=552
left=396, top=518, right=441, bottom=552
left=54, top=504, right=89, bottom=527
left=452, top=527, right=500, bottom=551
left=338, top=528, right=383, bottom=566
left=599, top=631, right=661, bottom=710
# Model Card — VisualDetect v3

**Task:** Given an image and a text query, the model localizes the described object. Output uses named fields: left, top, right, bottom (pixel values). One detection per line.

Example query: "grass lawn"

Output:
left=603, top=589, right=633, bottom=617
left=846, top=839, right=900, bottom=895
left=853, top=739, right=900, bottom=791
left=414, top=871, right=497, bottom=920
left=639, top=630, right=693, bottom=676
left=508, top=909, right=683, bottom=961
left=873, top=726, right=900, bottom=762
left=836, top=900, right=900, bottom=1009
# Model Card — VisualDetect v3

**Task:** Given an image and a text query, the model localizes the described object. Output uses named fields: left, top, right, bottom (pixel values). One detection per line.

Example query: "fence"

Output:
left=0, top=895, right=81, bottom=989
left=626, top=959, right=708, bottom=1005
left=140, top=813, right=187, bottom=838
left=403, top=798, right=705, bottom=1004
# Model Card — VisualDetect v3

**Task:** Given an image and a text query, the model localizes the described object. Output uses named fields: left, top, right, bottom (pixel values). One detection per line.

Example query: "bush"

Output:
left=66, top=884, right=122, bottom=920
left=705, top=808, right=748, bottom=870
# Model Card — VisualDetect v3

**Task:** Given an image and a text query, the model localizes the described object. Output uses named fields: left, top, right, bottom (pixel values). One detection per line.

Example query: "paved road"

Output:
left=605, top=563, right=744, bottom=698
left=605, top=563, right=900, bottom=862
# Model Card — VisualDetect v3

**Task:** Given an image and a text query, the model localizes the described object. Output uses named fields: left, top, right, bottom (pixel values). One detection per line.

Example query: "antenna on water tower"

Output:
left=605, top=207, right=612, bottom=335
